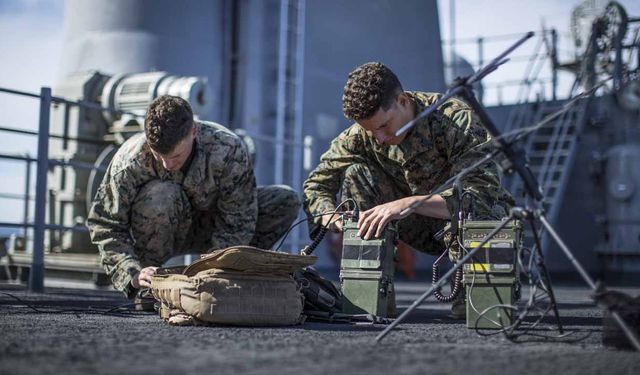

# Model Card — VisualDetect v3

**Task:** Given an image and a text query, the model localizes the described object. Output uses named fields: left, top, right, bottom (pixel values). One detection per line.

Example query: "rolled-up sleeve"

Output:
left=303, top=128, right=366, bottom=236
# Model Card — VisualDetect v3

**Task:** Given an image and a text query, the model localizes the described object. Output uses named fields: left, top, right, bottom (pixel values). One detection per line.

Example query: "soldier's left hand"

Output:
left=357, top=198, right=413, bottom=240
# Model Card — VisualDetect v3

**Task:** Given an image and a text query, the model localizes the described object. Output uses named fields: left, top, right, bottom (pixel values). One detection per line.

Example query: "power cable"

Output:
left=0, top=291, right=151, bottom=317
left=275, top=199, right=357, bottom=253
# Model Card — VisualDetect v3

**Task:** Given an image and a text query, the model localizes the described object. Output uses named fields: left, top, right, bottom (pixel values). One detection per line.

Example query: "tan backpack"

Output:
left=150, top=246, right=316, bottom=326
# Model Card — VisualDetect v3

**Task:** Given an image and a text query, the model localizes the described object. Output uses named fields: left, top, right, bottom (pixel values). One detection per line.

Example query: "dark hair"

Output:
left=144, top=95, right=194, bottom=154
left=342, top=62, right=403, bottom=121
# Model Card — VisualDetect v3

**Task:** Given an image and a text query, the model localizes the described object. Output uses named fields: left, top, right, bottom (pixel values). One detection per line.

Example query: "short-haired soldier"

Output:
left=302, top=62, right=514, bottom=316
left=88, top=95, right=300, bottom=298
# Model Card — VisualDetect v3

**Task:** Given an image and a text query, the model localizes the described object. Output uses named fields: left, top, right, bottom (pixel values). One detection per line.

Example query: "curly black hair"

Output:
left=342, top=62, right=403, bottom=121
left=144, top=95, right=194, bottom=154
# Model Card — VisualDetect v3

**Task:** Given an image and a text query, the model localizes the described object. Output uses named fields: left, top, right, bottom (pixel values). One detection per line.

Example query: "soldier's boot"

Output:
left=450, top=286, right=466, bottom=320
left=387, top=282, right=398, bottom=318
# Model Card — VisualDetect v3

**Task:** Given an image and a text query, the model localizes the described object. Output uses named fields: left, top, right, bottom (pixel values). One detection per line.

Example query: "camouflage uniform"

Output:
left=87, top=121, right=300, bottom=298
left=303, top=92, right=513, bottom=255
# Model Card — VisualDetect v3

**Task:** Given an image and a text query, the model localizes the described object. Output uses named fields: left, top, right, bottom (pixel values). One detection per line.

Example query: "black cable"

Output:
left=449, top=230, right=536, bottom=337
left=432, top=191, right=475, bottom=303
left=274, top=198, right=357, bottom=252
left=273, top=211, right=345, bottom=252
left=0, top=291, right=150, bottom=317
left=301, top=226, right=328, bottom=256
left=432, top=246, right=464, bottom=303
left=500, top=220, right=562, bottom=339
left=467, top=234, right=591, bottom=343
left=377, top=76, right=611, bottom=343
left=298, top=199, right=357, bottom=256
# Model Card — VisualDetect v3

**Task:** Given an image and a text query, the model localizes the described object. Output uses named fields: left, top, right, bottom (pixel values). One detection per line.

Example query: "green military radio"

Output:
left=461, top=219, right=523, bottom=329
left=339, top=217, right=397, bottom=317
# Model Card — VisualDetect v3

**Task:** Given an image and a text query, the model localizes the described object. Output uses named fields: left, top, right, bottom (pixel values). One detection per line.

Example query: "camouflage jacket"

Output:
left=303, top=91, right=513, bottom=230
left=87, top=121, right=257, bottom=297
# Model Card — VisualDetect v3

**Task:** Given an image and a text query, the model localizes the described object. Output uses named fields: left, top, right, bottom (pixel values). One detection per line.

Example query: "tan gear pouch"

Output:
left=184, top=245, right=316, bottom=276
left=150, top=246, right=316, bottom=326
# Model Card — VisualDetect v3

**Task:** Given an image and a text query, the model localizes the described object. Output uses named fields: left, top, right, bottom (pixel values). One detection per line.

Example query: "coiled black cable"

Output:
left=300, top=226, right=328, bottom=256
left=300, top=199, right=357, bottom=256
left=432, top=247, right=463, bottom=302
left=274, top=198, right=358, bottom=254
left=431, top=188, right=475, bottom=302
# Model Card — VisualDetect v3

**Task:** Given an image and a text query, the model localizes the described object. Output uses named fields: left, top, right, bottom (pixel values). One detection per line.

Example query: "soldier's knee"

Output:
left=258, top=184, right=301, bottom=220
left=278, top=185, right=301, bottom=210
left=270, top=185, right=301, bottom=211
left=133, top=180, right=190, bottom=220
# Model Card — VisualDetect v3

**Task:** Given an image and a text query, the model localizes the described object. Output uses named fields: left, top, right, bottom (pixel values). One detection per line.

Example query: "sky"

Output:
left=0, top=0, right=64, bottom=225
left=1, top=0, right=640, bottom=226
left=437, top=0, right=640, bottom=104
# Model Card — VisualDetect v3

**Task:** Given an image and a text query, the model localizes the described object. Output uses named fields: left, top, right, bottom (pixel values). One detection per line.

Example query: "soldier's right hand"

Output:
left=321, top=213, right=343, bottom=232
left=131, top=266, right=158, bottom=289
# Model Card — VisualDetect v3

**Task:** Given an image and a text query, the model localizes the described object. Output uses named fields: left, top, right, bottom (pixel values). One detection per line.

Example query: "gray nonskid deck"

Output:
left=0, top=282, right=638, bottom=375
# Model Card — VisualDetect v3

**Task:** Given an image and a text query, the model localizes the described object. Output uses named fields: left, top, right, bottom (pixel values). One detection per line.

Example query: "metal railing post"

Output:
left=23, top=154, right=31, bottom=238
left=29, top=87, right=51, bottom=293
left=274, top=0, right=290, bottom=185
left=303, top=135, right=313, bottom=172
left=551, top=28, right=558, bottom=101
left=290, top=0, right=306, bottom=252
left=477, top=36, right=484, bottom=103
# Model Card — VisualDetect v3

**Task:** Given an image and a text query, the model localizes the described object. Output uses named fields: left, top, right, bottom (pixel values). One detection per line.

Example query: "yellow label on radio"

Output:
left=469, top=241, right=490, bottom=248
left=465, top=263, right=491, bottom=272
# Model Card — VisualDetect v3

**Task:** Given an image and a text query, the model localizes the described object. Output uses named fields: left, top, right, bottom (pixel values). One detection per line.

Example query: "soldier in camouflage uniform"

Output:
left=87, top=96, right=300, bottom=298
left=303, top=63, right=513, bottom=316
left=304, top=62, right=513, bottom=248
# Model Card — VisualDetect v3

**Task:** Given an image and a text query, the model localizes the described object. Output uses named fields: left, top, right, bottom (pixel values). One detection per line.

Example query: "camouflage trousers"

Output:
left=341, top=163, right=448, bottom=256
left=130, top=181, right=300, bottom=267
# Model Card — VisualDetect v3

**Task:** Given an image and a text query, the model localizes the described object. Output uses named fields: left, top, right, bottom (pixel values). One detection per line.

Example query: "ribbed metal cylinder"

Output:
left=59, top=0, right=224, bottom=120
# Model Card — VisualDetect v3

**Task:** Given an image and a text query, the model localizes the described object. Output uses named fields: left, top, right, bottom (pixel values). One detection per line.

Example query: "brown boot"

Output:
left=386, top=282, right=398, bottom=318
left=450, top=288, right=466, bottom=320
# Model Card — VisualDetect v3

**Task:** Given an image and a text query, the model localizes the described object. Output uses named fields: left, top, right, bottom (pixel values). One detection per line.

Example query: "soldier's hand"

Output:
left=358, top=198, right=412, bottom=240
left=321, top=213, right=343, bottom=232
left=131, top=266, right=158, bottom=289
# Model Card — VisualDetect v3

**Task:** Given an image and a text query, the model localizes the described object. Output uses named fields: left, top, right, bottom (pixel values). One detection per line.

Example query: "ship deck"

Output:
left=1, top=281, right=638, bottom=375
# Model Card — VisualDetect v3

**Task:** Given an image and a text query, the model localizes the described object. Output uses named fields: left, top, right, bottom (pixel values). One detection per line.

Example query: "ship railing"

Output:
left=0, top=85, right=315, bottom=292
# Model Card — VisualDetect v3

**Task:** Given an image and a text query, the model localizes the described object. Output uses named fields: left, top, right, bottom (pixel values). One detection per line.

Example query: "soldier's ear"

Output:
left=397, top=92, right=410, bottom=108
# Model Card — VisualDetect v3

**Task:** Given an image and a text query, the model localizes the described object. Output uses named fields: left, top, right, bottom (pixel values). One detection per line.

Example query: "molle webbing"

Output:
left=150, top=246, right=316, bottom=326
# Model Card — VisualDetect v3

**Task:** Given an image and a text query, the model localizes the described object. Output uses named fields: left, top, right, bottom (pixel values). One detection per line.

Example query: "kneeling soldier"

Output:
left=88, top=95, right=300, bottom=298
left=303, top=62, right=514, bottom=317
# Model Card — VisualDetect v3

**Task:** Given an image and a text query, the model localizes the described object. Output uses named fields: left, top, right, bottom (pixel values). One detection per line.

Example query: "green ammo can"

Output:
left=339, top=219, right=397, bottom=317
left=461, top=220, right=523, bottom=329
left=463, top=273, right=517, bottom=329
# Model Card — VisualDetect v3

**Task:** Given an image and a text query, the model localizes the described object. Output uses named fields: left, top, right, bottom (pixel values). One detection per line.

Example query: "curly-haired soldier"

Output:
left=88, top=95, right=301, bottom=298
left=342, top=62, right=403, bottom=121
left=303, top=62, right=514, bottom=317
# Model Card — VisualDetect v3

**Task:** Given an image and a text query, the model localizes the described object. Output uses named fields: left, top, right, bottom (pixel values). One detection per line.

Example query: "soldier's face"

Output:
left=358, top=93, right=415, bottom=146
left=150, top=127, right=196, bottom=171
